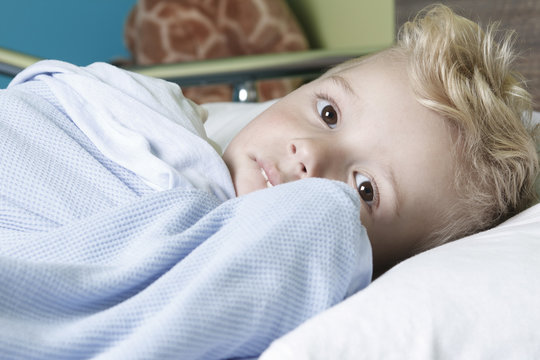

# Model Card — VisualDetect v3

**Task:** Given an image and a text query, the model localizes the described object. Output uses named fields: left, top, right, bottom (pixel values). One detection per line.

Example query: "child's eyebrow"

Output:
left=328, top=74, right=357, bottom=99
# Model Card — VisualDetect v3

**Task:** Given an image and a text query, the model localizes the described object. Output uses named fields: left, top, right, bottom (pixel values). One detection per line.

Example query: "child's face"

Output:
left=223, top=54, right=458, bottom=273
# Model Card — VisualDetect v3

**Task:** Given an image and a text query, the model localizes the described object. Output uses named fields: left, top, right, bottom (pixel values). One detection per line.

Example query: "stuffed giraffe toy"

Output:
left=125, top=0, right=309, bottom=103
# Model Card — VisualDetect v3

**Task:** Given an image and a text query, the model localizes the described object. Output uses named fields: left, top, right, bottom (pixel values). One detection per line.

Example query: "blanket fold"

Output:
left=10, top=60, right=235, bottom=200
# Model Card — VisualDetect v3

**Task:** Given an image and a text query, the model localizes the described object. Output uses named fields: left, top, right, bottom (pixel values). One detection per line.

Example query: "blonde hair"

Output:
left=329, top=4, right=539, bottom=251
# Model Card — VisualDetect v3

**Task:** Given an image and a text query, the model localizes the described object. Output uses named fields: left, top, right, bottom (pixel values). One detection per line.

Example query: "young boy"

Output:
left=223, top=4, right=539, bottom=276
left=0, top=4, right=537, bottom=359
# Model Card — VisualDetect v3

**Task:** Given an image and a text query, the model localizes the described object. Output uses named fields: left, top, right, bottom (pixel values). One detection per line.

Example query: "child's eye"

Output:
left=355, top=173, right=376, bottom=205
left=316, top=99, right=338, bottom=129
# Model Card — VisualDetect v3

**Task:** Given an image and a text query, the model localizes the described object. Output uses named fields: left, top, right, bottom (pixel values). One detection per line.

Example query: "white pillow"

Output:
left=260, top=202, right=540, bottom=359
left=202, top=100, right=275, bottom=153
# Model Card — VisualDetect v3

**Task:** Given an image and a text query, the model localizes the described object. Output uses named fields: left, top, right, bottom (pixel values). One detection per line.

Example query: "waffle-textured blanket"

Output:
left=0, top=64, right=371, bottom=359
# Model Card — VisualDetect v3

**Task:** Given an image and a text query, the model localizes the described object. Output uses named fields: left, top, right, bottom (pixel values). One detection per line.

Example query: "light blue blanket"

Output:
left=0, top=76, right=371, bottom=359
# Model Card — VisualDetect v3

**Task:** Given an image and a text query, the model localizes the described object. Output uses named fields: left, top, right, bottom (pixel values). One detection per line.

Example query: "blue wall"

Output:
left=0, top=0, right=137, bottom=88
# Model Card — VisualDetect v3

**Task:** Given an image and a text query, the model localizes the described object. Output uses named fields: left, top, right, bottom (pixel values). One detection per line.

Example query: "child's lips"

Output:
left=260, top=167, right=273, bottom=188
left=257, top=160, right=280, bottom=188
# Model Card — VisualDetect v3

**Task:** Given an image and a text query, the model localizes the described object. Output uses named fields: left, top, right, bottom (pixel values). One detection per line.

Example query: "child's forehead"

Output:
left=323, top=50, right=404, bottom=79
left=317, top=59, right=407, bottom=102
left=316, top=59, right=411, bottom=114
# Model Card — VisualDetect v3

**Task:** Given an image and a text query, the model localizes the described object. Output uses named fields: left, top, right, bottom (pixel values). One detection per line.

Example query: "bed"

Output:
left=1, top=0, right=540, bottom=359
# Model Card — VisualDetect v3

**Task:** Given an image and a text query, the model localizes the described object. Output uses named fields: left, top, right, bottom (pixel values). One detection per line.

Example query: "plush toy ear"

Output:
left=123, top=0, right=309, bottom=104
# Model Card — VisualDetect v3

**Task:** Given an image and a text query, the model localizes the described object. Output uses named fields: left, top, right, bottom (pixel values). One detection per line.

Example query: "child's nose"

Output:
left=288, top=139, right=328, bottom=179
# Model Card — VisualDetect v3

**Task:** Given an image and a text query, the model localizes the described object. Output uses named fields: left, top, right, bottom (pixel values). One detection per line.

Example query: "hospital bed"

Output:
left=1, top=0, right=540, bottom=359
